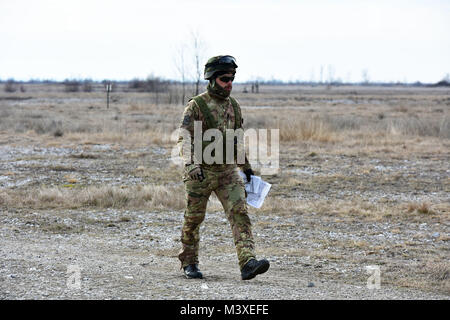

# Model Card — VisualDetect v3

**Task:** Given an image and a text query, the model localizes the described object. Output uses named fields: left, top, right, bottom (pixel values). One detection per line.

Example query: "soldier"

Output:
left=177, top=55, right=270, bottom=280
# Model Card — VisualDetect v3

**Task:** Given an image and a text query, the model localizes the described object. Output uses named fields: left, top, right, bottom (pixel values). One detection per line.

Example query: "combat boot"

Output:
left=183, top=264, right=203, bottom=279
left=241, top=259, right=270, bottom=280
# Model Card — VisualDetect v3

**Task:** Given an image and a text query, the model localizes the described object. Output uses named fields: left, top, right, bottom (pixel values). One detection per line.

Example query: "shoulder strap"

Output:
left=192, top=96, right=217, bottom=129
left=229, top=96, right=241, bottom=129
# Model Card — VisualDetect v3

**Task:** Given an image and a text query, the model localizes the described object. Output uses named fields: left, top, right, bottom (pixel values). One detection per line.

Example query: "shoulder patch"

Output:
left=182, top=114, right=191, bottom=126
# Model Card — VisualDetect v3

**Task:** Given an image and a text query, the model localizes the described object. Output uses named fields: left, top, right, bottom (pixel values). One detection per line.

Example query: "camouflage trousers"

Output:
left=178, top=166, right=255, bottom=270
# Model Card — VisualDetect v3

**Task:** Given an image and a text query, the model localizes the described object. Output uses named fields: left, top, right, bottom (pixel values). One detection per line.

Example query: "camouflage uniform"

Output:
left=177, top=84, right=255, bottom=270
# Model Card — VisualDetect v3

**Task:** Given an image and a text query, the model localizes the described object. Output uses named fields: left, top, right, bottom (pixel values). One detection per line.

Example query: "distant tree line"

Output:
left=2, top=74, right=450, bottom=96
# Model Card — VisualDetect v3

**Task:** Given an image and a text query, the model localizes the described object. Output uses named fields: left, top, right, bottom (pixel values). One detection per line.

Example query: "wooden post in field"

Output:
left=105, top=82, right=112, bottom=109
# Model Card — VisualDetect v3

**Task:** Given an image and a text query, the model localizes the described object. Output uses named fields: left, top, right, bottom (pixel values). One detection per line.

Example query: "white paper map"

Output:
left=239, top=172, right=272, bottom=209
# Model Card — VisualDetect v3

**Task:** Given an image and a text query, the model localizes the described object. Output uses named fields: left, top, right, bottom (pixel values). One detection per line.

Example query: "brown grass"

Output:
left=406, top=202, right=436, bottom=215
left=0, top=184, right=185, bottom=210
left=276, top=116, right=339, bottom=143
left=2, top=84, right=448, bottom=150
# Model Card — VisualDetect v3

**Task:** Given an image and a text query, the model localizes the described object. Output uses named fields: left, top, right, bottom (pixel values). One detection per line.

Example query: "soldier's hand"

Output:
left=243, top=168, right=254, bottom=183
left=188, top=166, right=205, bottom=182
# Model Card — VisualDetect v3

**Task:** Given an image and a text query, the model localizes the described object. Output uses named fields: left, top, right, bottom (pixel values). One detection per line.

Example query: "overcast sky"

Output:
left=1, top=0, right=449, bottom=83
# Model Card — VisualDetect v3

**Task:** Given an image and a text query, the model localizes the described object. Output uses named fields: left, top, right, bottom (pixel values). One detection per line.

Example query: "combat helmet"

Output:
left=204, top=55, right=238, bottom=80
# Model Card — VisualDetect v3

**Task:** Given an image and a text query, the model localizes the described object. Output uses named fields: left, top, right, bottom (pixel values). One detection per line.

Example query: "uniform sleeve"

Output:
left=177, top=100, right=200, bottom=169
left=235, top=100, right=252, bottom=172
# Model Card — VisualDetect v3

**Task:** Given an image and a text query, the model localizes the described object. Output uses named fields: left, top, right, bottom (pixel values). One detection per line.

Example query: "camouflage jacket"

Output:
left=177, top=90, right=252, bottom=173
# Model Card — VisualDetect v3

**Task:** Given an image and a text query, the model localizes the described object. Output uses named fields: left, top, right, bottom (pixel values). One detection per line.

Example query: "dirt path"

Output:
left=1, top=208, right=448, bottom=300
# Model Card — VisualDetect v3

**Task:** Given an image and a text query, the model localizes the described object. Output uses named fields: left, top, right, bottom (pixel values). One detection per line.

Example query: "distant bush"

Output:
left=63, top=79, right=80, bottom=92
left=433, top=74, right=450, bottom=87
left=434, top=80, right=450, bottom=87
left=4, top=79, right=17, bottom=93
left=128, top=76, right=169, bottom=92
left=82, top=79, right=93, bottom=92
left=128, top=78, right=146, bottom=91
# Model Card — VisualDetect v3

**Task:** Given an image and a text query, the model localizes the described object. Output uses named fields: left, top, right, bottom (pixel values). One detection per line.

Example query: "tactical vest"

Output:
left=192, top=95, right=242, bottom=164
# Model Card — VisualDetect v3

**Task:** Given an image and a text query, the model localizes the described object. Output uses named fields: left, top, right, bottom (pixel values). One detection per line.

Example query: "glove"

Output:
left=188, top=166, right=205, bottom=182
left=243, top=168, right=254, bottom=183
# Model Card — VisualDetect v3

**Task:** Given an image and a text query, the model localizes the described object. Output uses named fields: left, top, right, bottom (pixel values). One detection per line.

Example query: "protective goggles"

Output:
left=218, top=76, right=235, bottom=83
left=206, top=55, right=238, bottom=68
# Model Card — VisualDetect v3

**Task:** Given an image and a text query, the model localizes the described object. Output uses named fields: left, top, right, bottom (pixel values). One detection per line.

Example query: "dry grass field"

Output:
left=0, top=82, right=449, bottom=299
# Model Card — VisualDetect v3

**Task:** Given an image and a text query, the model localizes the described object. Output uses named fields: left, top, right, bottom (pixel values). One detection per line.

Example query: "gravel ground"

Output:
left=1, top=207, right=448, bottom=300
left=1, top=136, right=449, bottom=300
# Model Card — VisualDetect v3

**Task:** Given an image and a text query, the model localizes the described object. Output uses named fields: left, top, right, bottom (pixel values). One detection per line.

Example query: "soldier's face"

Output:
left=215, top=73, right=234, bottom=93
